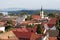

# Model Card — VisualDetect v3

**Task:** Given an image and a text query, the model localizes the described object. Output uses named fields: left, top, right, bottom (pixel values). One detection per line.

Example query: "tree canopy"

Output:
left=36, top=24, right=42, bottom=34
left=5, top=25, right=13, bottom=31
left=25, top=15, right=32, bottom=21
left=0, top=13, right=3, bottom=16
left=20, top=12, right=28, bottom=15
left=26, top=24, right=34, bottom=28
left=7, top=20, right=12, bottom=24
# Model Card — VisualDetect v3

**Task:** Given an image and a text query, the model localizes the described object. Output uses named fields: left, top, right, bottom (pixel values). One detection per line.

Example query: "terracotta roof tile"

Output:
left=41, top=18, right=57, bottom=28
left=32, top=15, right=41, bottom=20
left=30, top=33, right=42, bottom=40
left=0, top=22, right=5, bottom=25
left=21, top=21, right=35, bottom=25
left=12, top=27, right=37, bottom=39
left=48, top=18, right=57, bottom=24
left=47, top=18, right=57, bottom=27
left=49, top=37, right=57, bottom=40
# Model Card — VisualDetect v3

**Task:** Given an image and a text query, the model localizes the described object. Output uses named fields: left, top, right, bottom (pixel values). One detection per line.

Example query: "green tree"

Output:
left=8, top=13, right=16, bottom=16
left=36, top=24, right=42, bottom=34
left=48, top=12, right=56, bottom=17
left=5, top=25, right=13, bottom=31
left=56, top=15, right=60, bottom=37
left=55, top=14, right=60, bottom=30
left=26, top=24, right=33, bottom=28
left=7, top=20, right=12, bottom=24
left=0, top=13, right=3, bottom=16
left=5, top=20, right=14, bottom=31
left=5, top=20, right=13, bottom=28
left=20, top=12, right=28, bottom=16
left=25, top=15, right=32, bottom=20
left=56, top=18, right=60, bottom=29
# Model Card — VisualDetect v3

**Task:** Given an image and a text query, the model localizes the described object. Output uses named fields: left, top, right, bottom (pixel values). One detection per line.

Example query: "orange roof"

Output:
left=13, top=28, right=29, bottom=32
left=30, top=33, right=42, bottom=40
left=49, top=37, right=57, bottom=40
left=0, top=22, right=6, bottom=26
left=47, top=18, right=57, bottom=27
left=13, top=28, right=32, bottom=38
left=48, top=18, right=57, bottom=24
left=13, top=27, right=37, bottom=33
left=21, top=21, right=35, bottom=25
left=41, top=18, right=57, bottom=28
left=32, top=15, right=41, bottom=20
left=12, top=26, right=38, bottom=39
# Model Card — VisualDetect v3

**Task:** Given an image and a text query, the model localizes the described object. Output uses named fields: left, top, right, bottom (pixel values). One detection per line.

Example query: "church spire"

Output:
left=40, top=6, right=44, bottom=19
left=41, top=6, right=43, bottom=11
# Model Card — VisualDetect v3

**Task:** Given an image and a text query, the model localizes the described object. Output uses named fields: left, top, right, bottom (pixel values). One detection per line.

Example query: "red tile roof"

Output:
left=0, top=22, right=6, bottom=26
left=48, top=18, right=57, bottom=25
left=13, top=31, right=31, bottom=38
left=32, top=15, right=41, bottom=20
left=41, top=18, right=57, bottom=28
left=47, top=18, right=57, bottom=27
left=21, top=21, right=35, bottom=25
left=12, top=27, right=37, bottom=39
left=49, top=37, right=57, bottom=40
left=30, top=33, right=42, bottom=40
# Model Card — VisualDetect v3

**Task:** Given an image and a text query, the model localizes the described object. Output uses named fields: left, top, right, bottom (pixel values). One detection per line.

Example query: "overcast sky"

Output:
left=0, top=0, right=60, bottom=10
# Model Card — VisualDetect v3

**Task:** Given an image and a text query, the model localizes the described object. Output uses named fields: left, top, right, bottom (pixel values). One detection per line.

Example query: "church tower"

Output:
left=40, top=7, right=44, bottom=19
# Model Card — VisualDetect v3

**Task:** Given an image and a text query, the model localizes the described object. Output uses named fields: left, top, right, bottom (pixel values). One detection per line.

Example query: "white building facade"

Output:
left=0, top=27, right=5, bottom=32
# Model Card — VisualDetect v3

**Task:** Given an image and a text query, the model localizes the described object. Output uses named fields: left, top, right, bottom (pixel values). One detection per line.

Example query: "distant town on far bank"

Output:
left=0, top=8, right=60, bottom=16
